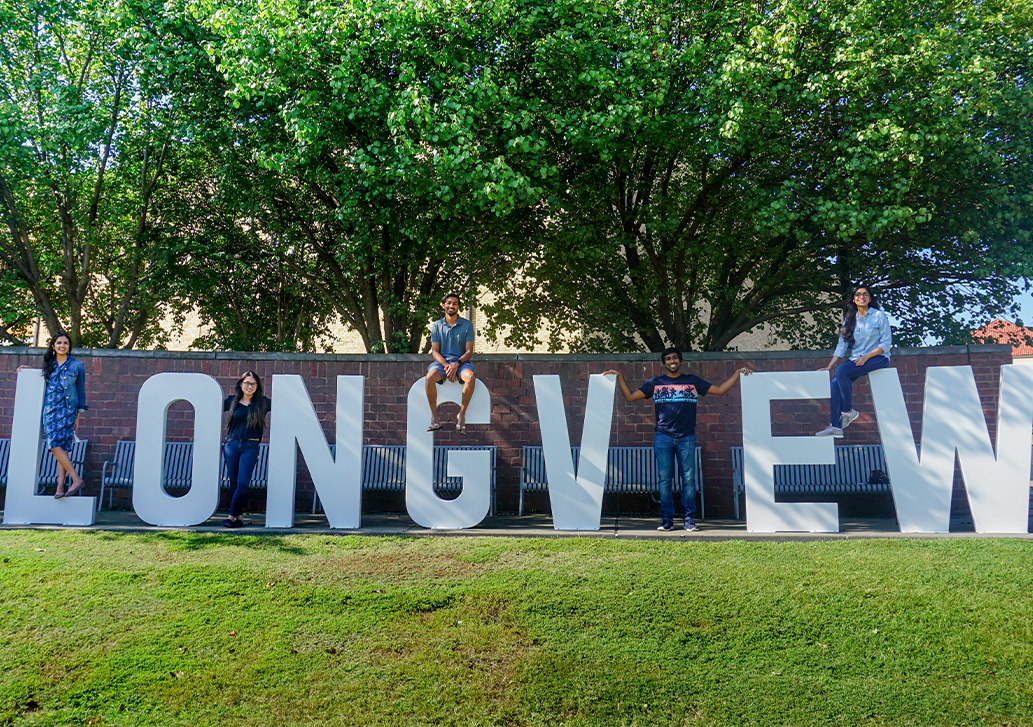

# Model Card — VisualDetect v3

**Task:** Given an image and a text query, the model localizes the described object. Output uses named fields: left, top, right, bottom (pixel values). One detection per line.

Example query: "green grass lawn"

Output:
left=2, top=532, right=1033, bottom=726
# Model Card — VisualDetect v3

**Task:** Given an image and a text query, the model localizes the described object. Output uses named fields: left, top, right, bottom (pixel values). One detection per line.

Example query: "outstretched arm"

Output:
left=601, top=370, right=648, bottom=402
left=819, top=356, right=844, bottom=372
left=707, top=366, right=754, bottom=396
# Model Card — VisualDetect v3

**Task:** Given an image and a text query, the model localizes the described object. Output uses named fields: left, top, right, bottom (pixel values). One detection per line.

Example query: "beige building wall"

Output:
left=164, top=292, right=788, bottom=354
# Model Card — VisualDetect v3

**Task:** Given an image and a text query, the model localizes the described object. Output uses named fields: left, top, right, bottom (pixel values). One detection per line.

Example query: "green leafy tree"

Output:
left=0, top=0, right=218, bottom=347
left=166, top=151, right=339, bottom=352
left=194, top=0, right=551, bottom=352
left=483, top=0, right=1033, bottom=352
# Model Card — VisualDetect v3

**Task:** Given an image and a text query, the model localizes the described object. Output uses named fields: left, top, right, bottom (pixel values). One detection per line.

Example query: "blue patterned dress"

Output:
left=42, top=360, right=77, bottom=450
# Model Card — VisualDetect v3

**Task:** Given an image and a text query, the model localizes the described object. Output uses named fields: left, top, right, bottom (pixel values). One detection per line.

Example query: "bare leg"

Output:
left=55, top=464, right=67, bottom=497
left=425, top=371, right=442, bottom=429
left=457, top=370, right=476, bottom=430
left=51, top=446, right=83, bottom=495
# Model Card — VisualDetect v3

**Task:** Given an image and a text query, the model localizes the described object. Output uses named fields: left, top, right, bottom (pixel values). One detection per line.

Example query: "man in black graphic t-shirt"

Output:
left=605, top=348, right=752, bottom=532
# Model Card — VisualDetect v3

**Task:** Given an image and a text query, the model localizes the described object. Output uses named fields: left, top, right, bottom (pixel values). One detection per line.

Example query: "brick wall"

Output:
left=0, top=345, right=1012, bottom=516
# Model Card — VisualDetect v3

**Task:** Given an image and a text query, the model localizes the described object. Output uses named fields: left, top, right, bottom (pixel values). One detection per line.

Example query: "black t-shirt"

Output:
left=223, top=395, right=272, bottom=441
left=637, top=374, right=712, bottom=438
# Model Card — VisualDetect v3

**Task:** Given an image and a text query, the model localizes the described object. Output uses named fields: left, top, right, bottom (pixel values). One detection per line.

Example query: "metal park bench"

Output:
left=0, top=438, right=89, bottom=497
left=518, top=445, right=705, bottom=518
left=99, top=440, right=272, bottom=512
left=312, top=444, right=498, bottom=515
left=730, top=444, right=890, bottom=519
left=100, top=440, right=496, bottom=515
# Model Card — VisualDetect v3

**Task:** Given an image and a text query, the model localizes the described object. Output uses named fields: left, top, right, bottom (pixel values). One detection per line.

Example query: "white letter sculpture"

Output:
left=533, top=373, right=616, bottom=531
left=870, top=365, right=1033, bottom=533
left=740, top=371, right=838, bottom=532
left=267, top=375, right=364, bottom=529
left=133, top=373, right=222, bottom=526
left=405, top=378, right=491, bottom=529
left=3, top=368, right=96, bottom=525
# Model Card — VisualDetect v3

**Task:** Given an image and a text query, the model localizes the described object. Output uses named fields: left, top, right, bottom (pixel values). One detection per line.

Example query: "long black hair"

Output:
left=227, top=370, right=268, bottom=433
left=41, top=332, right=72, bottom=383
left=841, top=286, right=881, bottom=347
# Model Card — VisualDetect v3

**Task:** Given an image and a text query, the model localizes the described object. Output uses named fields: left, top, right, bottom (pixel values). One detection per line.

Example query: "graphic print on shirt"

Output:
left=652, top=383, right=699, bottom=404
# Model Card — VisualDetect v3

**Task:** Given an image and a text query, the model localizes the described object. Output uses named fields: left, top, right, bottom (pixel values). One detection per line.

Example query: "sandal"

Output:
left=456, top=423, right=467, bottom=435
left=427, top=423, right=442, bottom=432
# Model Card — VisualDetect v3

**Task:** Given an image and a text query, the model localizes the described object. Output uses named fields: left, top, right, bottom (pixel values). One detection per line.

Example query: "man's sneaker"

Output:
left=840, top=410, right=860, bottom=429
left=683, top=517, right=700, bottom=532
left=815, top=425, right=844, bottom=438
left=657, top=520, right=674, bottom=531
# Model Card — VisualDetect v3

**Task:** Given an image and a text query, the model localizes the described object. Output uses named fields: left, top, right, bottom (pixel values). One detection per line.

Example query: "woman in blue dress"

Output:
left=40, top=332, right=88, bottom=497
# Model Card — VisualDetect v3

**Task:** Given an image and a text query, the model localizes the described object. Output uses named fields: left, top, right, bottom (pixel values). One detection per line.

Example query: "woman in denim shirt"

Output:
left=40, top=332, right=87, bottom=497
left=815, top=286, right=893, bottom=438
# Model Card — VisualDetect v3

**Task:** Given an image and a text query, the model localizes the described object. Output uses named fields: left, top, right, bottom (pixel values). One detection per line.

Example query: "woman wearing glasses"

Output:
left=222, top=371, right=271, bottom=527
left=815, top=286, right=892, bottom=437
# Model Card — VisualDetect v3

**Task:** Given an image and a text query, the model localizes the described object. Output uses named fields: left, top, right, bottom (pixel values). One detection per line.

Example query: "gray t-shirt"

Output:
left=430, top=316, right=474, bottom=361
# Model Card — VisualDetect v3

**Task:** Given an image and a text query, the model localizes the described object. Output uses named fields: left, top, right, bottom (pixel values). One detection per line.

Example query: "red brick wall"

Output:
left=0, top=345, right=1012, bottom=516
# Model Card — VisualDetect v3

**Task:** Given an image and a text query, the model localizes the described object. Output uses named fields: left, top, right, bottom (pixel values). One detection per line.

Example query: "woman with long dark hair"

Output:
left=815, top=285, right=893, bottom=437
left=222, top=370, right=271, bottom=527
left=40, top=332, right=87, bottom=497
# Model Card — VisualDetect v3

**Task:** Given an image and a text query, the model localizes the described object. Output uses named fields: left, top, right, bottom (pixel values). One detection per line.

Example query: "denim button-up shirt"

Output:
left=53, top=356, right=88, bottom=412
left=833, top=308, right=892, bottom=361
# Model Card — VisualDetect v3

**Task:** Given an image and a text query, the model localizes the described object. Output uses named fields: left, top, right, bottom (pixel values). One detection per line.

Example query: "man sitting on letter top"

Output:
left=426, top=293, right=476, bottom=434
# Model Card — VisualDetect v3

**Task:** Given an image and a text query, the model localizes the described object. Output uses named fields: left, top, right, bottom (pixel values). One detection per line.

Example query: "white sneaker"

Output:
left=815, top=425, right=843, bottom=438
left=840, top=410, right=860, bottom=428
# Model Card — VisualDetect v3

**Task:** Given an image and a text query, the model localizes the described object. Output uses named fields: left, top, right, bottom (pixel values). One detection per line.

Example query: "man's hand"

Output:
left=445, top=361, right=460, bottom=382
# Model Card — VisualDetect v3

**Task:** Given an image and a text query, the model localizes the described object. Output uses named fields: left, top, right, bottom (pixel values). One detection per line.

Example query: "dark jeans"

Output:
left=224, top=439, right=260, bottom=517
left=830, top=356, right=890, bottom=426
left=654, top=431, right=697, bottom=522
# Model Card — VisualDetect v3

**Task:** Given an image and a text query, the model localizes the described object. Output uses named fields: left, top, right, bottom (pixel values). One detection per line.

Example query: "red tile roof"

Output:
left=971, top=319, right=1033, bottom=356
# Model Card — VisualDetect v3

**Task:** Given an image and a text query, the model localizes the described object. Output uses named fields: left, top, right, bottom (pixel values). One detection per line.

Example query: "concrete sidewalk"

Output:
left=4, top=508, right=1031, bottom=541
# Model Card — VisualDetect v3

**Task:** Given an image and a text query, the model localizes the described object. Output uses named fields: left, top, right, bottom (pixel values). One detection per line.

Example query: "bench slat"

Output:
left=518, top=445, right=703, bottom=518
left=98, top=439, right=496, bottom=516
left=0, top=439, right=88, bottom=493
left=731, top=444, right=890, bottom=519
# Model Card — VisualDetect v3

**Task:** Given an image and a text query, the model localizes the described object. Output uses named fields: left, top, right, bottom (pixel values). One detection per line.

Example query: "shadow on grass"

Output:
left=90, top=529, right=309, bottom=554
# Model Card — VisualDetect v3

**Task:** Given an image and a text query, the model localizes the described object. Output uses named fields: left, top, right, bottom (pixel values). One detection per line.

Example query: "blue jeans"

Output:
left=830, top=356, right=890, bottom=426
left=224, top=439, right=260, bottom=517
left=654, top=432, right=697, bottom=522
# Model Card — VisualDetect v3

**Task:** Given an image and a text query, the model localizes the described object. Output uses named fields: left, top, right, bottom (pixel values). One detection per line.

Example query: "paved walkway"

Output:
left=4, top=509, right=1032, bottom=540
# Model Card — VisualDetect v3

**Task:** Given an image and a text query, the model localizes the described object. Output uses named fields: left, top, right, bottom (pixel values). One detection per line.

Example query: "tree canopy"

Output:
left=2, top=0, right=1030, bottom=352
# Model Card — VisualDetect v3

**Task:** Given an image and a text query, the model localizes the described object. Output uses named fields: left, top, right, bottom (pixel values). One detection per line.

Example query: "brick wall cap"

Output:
left=0, top=343, right=1011, bottom=362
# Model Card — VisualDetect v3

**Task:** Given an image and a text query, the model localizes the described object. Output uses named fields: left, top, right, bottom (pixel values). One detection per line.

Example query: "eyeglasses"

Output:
left=241, top=381, right=257, bottom=388
left=854, top=292, right=870, bottom=299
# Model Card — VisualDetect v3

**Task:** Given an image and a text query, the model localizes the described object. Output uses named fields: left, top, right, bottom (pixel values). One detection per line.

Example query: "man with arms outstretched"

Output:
left=426, top=293, right=476, bottom=434
left=605, top=349, right=752, bottom=531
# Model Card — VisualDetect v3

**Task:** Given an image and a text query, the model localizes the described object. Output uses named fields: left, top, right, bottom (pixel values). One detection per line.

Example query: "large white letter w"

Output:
left=870, top=365, right=1033, bottom=533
